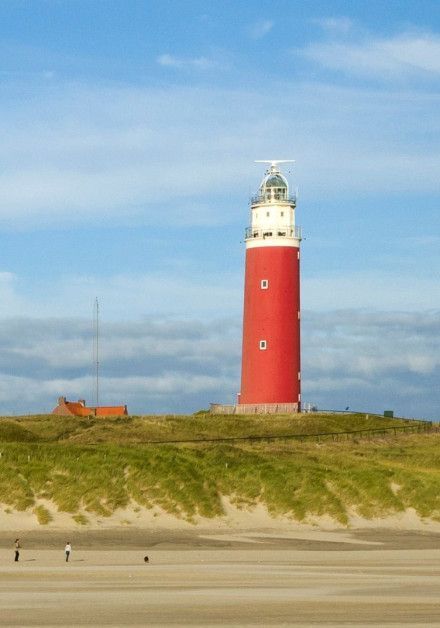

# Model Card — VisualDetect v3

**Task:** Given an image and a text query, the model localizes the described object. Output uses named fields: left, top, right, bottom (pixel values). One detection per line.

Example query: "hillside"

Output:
left=0, top=413, right=438, bottom=530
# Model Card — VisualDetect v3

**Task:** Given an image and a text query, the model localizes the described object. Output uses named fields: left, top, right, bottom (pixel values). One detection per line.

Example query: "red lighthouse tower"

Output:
left=238, top=160, right=301, bottom=413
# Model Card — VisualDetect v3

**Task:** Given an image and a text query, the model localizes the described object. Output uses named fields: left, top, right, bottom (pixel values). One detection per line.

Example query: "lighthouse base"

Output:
left=210, top=402, right=299, bottom=415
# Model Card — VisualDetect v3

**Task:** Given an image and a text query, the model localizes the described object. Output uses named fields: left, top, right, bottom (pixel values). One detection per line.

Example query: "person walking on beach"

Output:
left=14, top=538, right=20, bottom=562
left=65, top=542, right=71, bottom=562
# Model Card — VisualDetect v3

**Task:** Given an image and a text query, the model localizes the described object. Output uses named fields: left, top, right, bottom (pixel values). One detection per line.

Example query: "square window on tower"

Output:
left=259, top=340, right=267, bottom=350
left=260, top=279, right=269, bottom=289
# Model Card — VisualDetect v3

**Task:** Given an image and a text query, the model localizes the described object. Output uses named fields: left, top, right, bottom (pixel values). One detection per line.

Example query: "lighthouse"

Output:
left=237, top=160, right=301, bottom=413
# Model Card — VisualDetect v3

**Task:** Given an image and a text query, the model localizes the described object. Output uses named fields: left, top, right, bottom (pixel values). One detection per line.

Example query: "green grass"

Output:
left=0, top=413, right=437, bottom=525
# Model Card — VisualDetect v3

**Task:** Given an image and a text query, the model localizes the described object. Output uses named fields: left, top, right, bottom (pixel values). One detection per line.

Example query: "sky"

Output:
left=0, top=0, right=439, bottom=419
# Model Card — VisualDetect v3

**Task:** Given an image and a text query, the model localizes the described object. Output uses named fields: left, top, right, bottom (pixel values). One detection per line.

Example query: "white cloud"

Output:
left=301, top=32, right=440, bottom=78
left=1, top=255, right=439, bottom=323
left=248, top=20, right=274, bottom=40
left=313, top=17, right=354, bottom=34
left=157, top=54, right=217, bottom=70
left=0, top=268, right=243, bottom=320
left=0, top=271, right=24, bottom=312
left=303, top=272, right=440, bottom=311
left=0, top=80, right=439, bottom=229
left=0, top=271, right=15, bottom=284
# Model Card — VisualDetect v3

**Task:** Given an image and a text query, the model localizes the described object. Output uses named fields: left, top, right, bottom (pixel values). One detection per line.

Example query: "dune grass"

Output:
left=33, top=504, right=53, bottom=525
left=0, top=412, right=422, bottom=445
left=0, top=413, right=438, bottom=525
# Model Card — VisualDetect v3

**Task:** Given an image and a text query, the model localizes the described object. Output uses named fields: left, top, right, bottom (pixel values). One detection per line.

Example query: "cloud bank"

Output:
left=0, top=311, right=438, bottom=419
left=302, top=309, right=440, bottom=420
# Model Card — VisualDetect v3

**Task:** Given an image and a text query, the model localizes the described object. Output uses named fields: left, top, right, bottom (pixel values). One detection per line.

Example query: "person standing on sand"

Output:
left=65, top=542, right=72, bottom=562
left=14, top=538, right=20, bottom=562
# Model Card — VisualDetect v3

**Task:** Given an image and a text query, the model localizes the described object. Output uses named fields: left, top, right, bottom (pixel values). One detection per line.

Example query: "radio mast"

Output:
left=93, top=297, right=100, bottom=407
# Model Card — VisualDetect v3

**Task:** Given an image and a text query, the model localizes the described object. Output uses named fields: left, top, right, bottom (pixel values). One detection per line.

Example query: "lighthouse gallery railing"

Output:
left=245, top=225, right=302, bottom=240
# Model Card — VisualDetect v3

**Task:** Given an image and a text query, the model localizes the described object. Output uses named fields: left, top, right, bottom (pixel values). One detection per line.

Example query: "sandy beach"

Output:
left=0, top=528, right=439, bottom=627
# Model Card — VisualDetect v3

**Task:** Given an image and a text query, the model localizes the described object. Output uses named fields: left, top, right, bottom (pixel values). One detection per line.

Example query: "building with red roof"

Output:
left=52, top=397, right=128, bottom=417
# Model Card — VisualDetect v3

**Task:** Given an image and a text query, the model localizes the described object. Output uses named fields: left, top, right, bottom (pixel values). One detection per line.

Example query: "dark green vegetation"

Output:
left=0, top=413, right=438, bottom=525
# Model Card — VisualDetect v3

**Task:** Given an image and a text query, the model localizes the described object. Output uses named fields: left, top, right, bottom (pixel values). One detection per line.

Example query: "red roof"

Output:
left=95, top=406, right=127, bottom=417
left=52, top=397, right=128, bottom=417
left=63, top=402, right=91, bottom=417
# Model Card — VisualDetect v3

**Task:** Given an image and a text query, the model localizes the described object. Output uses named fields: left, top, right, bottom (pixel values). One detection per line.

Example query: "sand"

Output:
left=0, top=528, right=439, bottom=627
left=2, top=498, right=440, bottom=534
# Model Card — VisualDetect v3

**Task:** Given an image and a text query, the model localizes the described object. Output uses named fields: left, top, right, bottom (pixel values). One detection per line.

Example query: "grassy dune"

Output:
left=0, top=412, right=421, bottom=444
left=0, top=413, right=438, bottom=526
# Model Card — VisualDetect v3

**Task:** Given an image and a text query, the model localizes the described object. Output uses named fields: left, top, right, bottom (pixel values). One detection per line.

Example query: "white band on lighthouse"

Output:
left=245, top=161, right=301, bottom=249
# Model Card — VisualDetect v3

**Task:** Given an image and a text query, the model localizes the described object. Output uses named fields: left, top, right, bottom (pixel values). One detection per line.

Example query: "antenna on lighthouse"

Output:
left=93, top=297, right=100, bottom=407
left=255, top=159, right=295, bottom=171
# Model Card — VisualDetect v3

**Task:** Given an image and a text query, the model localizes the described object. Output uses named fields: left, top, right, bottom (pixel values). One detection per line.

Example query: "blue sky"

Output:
left=0, top=0, right=439, bottom=418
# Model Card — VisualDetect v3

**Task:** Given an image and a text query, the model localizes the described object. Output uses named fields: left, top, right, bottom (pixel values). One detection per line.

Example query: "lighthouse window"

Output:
left=260, top=279, right=269, bottom=289
left=259, top=340, right=267, bottom=350
left=280, top=211, right=284, bottom=217
left=266, top=211, right=270, bottom=217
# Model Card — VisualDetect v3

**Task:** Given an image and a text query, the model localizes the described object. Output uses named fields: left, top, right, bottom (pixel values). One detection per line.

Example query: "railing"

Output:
left=211, top=403, right=299, bottom=414
left=251, top=193, right=297, bottom=206
left=245, top=225, right=302, bottom=240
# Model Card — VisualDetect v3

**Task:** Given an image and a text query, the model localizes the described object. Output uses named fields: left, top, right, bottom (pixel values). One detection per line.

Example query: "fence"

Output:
left=105, top=419, right=432, bottom=447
